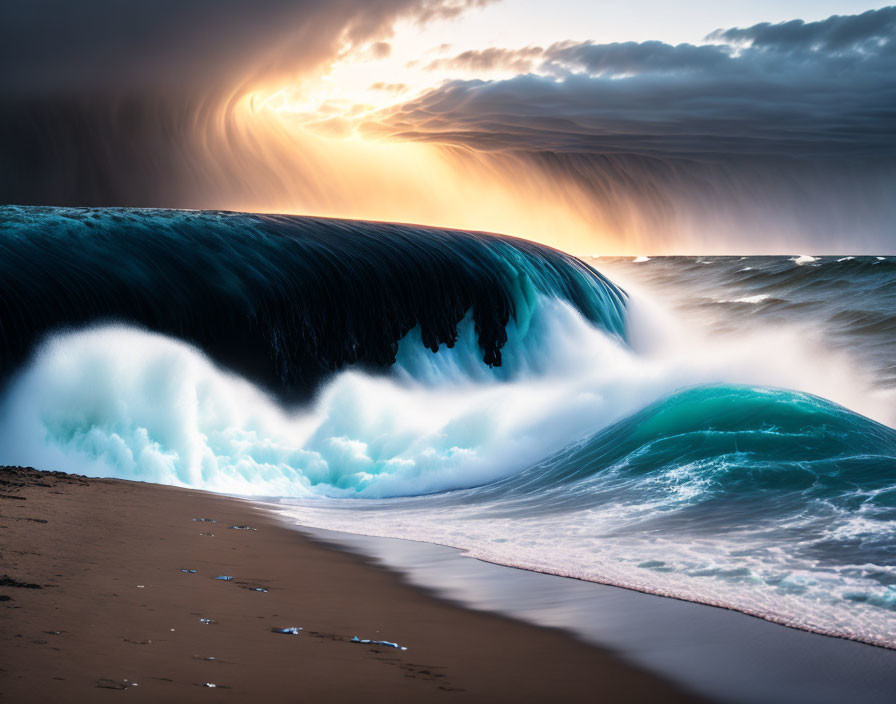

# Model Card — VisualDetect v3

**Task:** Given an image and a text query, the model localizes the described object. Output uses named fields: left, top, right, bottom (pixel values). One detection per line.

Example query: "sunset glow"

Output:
left=3, top=1, right=894, bottom=253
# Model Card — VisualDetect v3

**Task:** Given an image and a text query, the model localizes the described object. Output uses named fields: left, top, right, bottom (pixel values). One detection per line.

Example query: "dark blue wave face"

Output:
left=0, top=206, right=626, bottom=400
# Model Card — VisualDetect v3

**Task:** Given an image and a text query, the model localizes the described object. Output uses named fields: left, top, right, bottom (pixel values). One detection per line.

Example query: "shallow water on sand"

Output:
left=294, top=525, right=896, bottom=704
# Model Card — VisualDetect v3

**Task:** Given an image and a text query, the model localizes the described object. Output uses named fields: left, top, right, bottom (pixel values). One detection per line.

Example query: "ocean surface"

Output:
left=1, top=207, right=894, bottom=649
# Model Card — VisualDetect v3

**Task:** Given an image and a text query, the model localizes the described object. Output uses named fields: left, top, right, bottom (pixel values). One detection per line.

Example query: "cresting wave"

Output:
left=0, top=206, right=625, bottom=400
left=0, top=207, right=894, bottom=648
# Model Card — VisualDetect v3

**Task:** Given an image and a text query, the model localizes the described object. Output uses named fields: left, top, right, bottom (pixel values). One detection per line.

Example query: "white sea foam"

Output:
left=0, top=302, right=660, bottom=497
left=0, top=287, right=891, bottom=499
left=275, top=492, right=896, bottom=649
left=2, top=277, right=894, bottom=649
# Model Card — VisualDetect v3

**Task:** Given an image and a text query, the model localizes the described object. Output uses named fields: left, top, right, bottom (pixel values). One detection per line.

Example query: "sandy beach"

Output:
left=0, top=466, right=704, bottom=703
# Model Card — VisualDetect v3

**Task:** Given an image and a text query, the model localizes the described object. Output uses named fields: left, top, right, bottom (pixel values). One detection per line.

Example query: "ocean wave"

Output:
left=1, top=209, right=894, bottom=649
left=0, top=206, right=625, bottom=400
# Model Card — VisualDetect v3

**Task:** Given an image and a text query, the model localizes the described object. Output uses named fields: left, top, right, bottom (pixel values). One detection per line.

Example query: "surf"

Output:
left=1, top=206, right=894, bottom=649
left=0, top=205, right=625, bottom=400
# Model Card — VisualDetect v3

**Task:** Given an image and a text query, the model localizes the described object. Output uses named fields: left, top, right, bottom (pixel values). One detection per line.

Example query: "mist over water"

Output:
left=603, top=255, right=896, bottom=391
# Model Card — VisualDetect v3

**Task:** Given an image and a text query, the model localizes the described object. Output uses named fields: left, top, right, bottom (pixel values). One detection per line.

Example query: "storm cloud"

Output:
left=381, top=7, right=896, bottom=159
left=706, top=6, right=896, bottom=51
left=0, top=3, right=893, bottom=252
left=0, top=0, right=491, bottom=207
left=367, top=7, right=896, bottom=251
left=1, top=0, right=491, bottom=95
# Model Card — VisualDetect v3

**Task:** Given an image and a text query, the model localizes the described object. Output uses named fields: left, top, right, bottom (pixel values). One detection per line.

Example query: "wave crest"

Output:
left=0, top=206, right=626, bottom=399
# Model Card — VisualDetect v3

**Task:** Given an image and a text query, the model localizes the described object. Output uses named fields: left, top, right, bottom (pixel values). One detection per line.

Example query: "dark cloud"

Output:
left=1, top=1, right=434, bottom=96
left=1, top=2, right=893, bottom=251
left=422, top=6, right=896, bottom=85
left=542, top=40, right=730, bottom=76
left=372, top=61, right=896, bottom=159
left=368, top=7, right=896, bottom=250
left=393, top=6, right=896, bottom=159
left=706, top=6, right=896, bottom=52
left=0, top=0, right=490, bottom=206
left=427, top=40, right=729, bottom=76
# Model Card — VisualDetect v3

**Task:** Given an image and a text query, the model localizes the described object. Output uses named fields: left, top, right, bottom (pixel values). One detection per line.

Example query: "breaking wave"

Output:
left=1, top=207, right=894, bottom=648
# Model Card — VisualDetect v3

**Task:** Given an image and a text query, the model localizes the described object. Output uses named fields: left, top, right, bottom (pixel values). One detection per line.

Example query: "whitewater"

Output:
left=0, top=207, right=894, bottom=649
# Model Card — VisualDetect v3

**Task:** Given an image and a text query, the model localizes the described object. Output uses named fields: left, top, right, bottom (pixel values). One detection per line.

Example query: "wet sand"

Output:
left=0, top=466, right=705, bottom=703
left=303, top=528, right=896, bottom=704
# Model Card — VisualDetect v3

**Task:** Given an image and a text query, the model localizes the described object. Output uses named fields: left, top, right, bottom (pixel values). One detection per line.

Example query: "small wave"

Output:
left=791, top=255, right=818, bottom=265
left=632, top=256, right=650, bottom=263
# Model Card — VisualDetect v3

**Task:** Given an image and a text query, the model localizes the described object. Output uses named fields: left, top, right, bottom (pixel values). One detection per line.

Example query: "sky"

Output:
left=1, top=1, right=894, bottom=254
left=431, top=1, right=891, bottom=45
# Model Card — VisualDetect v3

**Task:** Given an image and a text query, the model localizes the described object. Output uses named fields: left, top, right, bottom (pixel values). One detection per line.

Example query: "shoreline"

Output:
left=0, top=467, right=704, bottom=703
left=289, top=527, right=896, bottom=704
left=272, top=508, right=896, bottom=651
